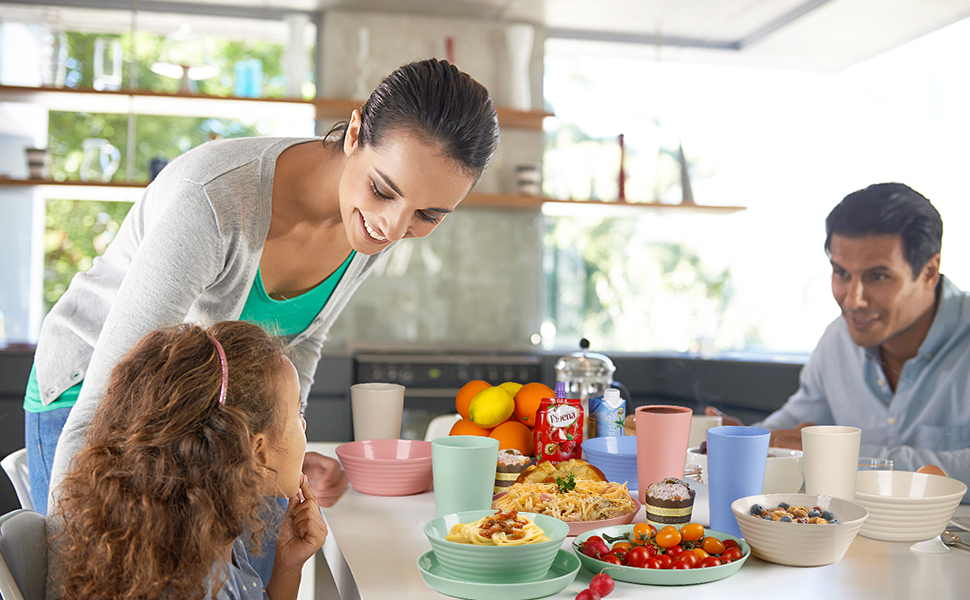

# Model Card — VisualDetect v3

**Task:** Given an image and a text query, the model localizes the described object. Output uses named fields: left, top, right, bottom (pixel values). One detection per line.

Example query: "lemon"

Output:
left=468, top=387, right=515, bottom=428
left=498, top=381, right=523, bottom=397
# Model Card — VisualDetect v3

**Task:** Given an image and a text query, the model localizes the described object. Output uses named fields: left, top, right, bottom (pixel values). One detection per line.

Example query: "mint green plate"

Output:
left=573, top=525, right=750, bottom=585
left=417, top=549, right=580, bottom=600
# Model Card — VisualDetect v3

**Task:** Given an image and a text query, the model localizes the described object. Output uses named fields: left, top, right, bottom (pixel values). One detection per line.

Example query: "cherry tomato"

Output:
left=633, top=522, right=657, bottom=539
left=655, top=528, right=682, bottom=548
left=723, top=547, right=744, bottom=562
left=612, top=541, right=632, bottom=552
left=655, top=554, right=673, bottom=569
left=722, top=539, right=741, bottom=550
left=701, top=536, right=726, bottom=555
left=664, top=544, right=684, bottom=558
left=644, top=557, right=662, bottom=569
left=600, top=553, right=622, bottom=566
left=680, top=522, right=705, bottom=542
left=699, top=556, right=722, bottom=568
left=670, top=559, right=692, bottom=569
left=676, top=551, right=699, bottom=568
left=627, top=546, right=651, bottom=569
left=611, top=546, right=630, bottom=564
left=691, top=548, right=710, bottom=560
left=586, top=535, right=606, bottom=547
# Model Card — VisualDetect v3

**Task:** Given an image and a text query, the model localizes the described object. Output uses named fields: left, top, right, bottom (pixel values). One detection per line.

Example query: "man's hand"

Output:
left=302, top=451, right=349, bottom=508
left=704, top=406, right=742, bottom=427
left=767, top=422, right=815, bottom=449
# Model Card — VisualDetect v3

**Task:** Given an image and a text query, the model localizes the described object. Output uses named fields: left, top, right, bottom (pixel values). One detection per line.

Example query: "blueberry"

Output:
left=780, top=515, right=793, bottom=523
left=830, top=519, right=839, bottom=525
left=699, top=441, right=708, bottom=454
left=751, top=504, right=764, bottom=516
left=808, top=509, right=820, bottom=518
left=821, top=510, right=834, bottom=521
left=762, top=515, right=773, bottom=520
left=778, top=502, right=790, bottom=510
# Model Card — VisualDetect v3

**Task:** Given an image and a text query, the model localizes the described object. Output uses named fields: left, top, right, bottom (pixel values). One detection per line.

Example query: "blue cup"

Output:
left=707, top=426, right=770, bottom=537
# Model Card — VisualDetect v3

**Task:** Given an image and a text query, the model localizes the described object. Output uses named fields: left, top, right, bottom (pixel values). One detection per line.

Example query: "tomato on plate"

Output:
left=722, top=539, right=741, bottom=550
left=644, top=557, right=662, bottom=569
left=676, top=551, right=699, bottom=568
left=700, top=556, right=723, bottom=568
left=723, top=547, right=744, bottom=562
left=627, top=546, right=651, bottom=569
left=600, top=553, right=623, bottom=566
left=633, top=522, right=657, bottom=539
left=655, top=554, right=673, bottom=569
left=655, top=528, right=682, bottom=548
left=701, top=536, right=726, bottom=555
left=664, top=544, right=685, bottom=558
left=670, top=559, right=692, bottom=569
left=691, top=548, right=709, bottom=560
left=680, top=522, right=705, bottom=542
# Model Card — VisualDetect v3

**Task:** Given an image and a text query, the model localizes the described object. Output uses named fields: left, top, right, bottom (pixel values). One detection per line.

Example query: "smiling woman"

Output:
left=27, top=58, right=499, bottom=585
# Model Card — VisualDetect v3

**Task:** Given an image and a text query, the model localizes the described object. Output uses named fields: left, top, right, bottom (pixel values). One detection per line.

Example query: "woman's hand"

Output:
left=274, top=474, right=328, bottom=572
left=302, top=451, right=349, bottom=508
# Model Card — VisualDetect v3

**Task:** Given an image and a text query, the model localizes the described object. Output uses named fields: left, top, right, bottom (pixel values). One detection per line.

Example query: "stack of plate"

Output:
left=582, top=436, right=638, bottom=490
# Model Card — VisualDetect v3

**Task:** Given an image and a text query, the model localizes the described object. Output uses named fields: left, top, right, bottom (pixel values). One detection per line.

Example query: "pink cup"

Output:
left=635, top=405, right=693, bottom=503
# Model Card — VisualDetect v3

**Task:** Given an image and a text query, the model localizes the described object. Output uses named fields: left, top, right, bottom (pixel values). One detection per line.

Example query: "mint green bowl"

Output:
left=424, top=510, right=569, bottom=583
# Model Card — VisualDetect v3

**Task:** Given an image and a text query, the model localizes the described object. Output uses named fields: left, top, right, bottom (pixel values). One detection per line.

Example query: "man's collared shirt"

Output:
left=759, top=275, right=970, bottom=502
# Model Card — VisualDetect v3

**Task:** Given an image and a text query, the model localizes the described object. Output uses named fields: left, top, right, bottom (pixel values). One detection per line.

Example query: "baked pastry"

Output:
left=643, top=477, right=696, bottom=526
left=514, top=458, right=607, bottom=485
left=494, top=449, right=533, bottom=494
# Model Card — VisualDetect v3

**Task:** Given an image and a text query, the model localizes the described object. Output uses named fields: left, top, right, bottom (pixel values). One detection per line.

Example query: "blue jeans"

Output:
left=24, top=406, right=73, bottom=516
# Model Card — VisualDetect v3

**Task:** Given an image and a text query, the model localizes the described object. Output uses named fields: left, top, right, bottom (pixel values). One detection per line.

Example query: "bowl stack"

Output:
left=731, top=493, right=868, bottom=566
left=334, top=439, right=433, bottom=496
left=853, top=470, right=967, bottom=542
left=423, top=510, right=569, bottom=583
left=582, top=436, right=638, bottom=490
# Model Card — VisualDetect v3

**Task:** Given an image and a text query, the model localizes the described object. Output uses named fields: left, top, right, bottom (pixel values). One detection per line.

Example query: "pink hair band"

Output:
left=207, top=333, right=228, bottom=404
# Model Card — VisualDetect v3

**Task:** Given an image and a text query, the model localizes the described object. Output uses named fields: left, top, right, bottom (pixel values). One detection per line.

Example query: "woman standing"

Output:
left=26, top=58, right=499, bottom=515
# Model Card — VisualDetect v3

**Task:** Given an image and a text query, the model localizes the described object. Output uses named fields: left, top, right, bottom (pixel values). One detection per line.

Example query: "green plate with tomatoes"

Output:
left=572, top=525, right=750, bottom=585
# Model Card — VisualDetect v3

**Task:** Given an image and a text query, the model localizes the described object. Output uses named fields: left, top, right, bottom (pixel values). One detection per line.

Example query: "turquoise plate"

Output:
left=573, top=525, right=750, bottom=585
left=417, top=548, right=580, bottom=600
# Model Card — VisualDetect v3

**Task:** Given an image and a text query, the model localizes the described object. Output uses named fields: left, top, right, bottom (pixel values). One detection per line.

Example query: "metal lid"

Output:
left=554, top=338, right=616, bottom=378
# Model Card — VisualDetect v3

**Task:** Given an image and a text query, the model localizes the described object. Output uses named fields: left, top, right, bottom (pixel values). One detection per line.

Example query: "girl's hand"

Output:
left=302, top=451, right=348, bottom=508
left=274, top=473, right=328, bottom=573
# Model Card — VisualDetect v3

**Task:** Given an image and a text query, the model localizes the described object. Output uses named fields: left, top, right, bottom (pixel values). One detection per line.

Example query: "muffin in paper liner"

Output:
left=644, top=477, right=696, bottom=526
left=494, top=449, right=533, bottom=494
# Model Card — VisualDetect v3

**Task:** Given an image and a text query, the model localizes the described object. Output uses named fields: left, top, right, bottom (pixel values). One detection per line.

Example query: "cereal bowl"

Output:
left=582, top=436, right=638, bottom=490
left=686, top=447, right=804, bottom=493
left=424, top=510, right=569, bottom=583
left=853, top=470, right=967, bottom=542
left=731, top=493, right=868, bottom=567
left=335, top=439, right=433, bottom=496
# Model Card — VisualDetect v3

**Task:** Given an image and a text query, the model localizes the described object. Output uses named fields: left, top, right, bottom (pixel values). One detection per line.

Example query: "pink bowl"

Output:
left=335, top=439, right=433, bottom=496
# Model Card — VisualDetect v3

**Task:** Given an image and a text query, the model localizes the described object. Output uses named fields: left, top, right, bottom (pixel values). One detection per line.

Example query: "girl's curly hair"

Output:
left=52, top=321, right=289, bottom=600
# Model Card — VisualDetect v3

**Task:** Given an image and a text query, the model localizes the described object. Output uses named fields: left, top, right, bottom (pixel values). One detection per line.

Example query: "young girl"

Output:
left=51, top=321, right=325, bottom=600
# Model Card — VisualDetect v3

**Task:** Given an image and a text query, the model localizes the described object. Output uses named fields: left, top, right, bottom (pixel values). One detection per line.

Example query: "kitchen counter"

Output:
left=307, top=442, right=970, bottom=600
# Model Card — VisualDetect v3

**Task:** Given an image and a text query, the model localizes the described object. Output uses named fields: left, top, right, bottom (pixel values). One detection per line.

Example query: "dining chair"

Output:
left=424, top=413, right=461, bottom=441
left=1, top=449, right=33, bottom=510
left=0, top=509, right=47, bottom=600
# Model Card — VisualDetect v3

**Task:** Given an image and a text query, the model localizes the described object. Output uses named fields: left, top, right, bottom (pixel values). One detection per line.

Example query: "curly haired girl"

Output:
left=51, top=321, right=326, bottom=600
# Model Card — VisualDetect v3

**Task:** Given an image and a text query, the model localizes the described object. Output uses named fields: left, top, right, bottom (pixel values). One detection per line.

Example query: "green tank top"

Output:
left=24, top=252, right=355, bottom=413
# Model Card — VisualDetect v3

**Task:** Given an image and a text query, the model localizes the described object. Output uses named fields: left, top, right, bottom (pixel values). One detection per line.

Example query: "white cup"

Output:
left=801, top=425, right=861, bottom=501
left=350, top=383, right=405, bottom=441
left=688, top=415, right=722, bottom=449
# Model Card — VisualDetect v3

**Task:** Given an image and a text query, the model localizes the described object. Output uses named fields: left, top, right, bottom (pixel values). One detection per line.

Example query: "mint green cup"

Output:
left=431, top=436, right=500, bottom=517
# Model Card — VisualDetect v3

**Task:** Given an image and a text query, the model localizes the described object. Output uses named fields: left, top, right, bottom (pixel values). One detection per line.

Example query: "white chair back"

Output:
left=424, top=414, right=461, bottom=441
left=0, top=509, right=47, bottom=600
left=1, top=449, right=32, bottom=510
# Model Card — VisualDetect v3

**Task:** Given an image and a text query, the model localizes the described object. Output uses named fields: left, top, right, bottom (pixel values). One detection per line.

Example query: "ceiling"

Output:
left=4, top=0, right=970, bottom=71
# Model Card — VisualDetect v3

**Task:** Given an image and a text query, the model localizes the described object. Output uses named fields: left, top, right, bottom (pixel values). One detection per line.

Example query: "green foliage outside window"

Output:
left=43, top=30, right=307, bottom=311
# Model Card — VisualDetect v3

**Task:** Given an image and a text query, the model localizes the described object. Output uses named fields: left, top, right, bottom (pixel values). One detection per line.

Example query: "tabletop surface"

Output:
left=307, top=442, right=970, bottom=600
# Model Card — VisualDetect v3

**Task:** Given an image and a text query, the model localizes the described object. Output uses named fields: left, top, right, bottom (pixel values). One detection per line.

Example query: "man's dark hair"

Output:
left=825, top=183, right=942, bottom=279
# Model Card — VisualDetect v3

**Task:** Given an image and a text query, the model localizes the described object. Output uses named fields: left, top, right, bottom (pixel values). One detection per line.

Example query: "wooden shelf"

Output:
left=1, top=179, right=744, bottom=212
left=0, top=85, right=552, bottom=130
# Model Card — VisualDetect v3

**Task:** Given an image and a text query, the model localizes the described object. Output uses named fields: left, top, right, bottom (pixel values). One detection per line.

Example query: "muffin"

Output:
left=495, top=449, right=533, bottom=494
left=644, top=477, right=696, bottom=526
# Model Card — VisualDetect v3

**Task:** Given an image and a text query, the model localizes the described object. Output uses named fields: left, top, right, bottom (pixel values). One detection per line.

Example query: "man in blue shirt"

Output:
left=710, top=183, right=970, bottom=501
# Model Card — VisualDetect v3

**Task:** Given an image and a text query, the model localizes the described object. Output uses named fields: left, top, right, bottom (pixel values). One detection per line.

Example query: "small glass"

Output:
left=858, top=457, right=893, bottom=471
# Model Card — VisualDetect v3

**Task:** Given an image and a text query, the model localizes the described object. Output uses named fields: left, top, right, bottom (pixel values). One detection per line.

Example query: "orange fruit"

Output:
left=449, top=418, right=492, bottom=437
left=513, top=382, right=555, bottom=426
left=489, top=420, right=534, bottom=456
left=456, top=380, right=491, bottom=421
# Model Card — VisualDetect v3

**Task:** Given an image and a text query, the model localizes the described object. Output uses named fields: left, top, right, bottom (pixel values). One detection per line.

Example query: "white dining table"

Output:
left=301, top=442, right=970, bottom=600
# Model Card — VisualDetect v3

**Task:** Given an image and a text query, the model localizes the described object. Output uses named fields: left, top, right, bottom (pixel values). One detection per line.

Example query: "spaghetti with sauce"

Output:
left=445, top=510, right=549, bottom=546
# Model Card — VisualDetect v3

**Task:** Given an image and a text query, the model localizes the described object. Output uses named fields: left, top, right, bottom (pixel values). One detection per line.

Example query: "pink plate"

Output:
left=492, top=492, right=641, bottom=537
